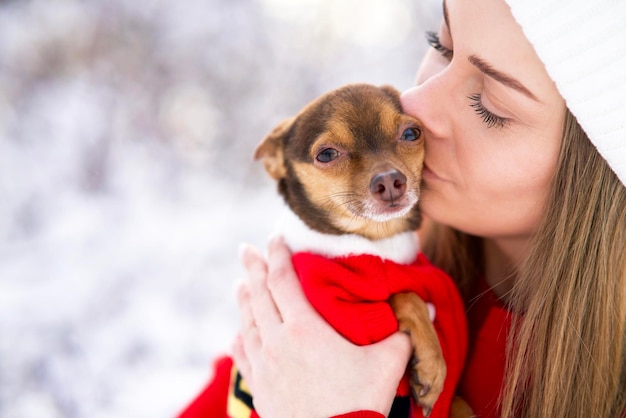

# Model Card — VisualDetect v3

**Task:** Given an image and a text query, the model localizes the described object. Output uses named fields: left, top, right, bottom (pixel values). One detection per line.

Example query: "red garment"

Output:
left=293, top=251, right=467, bottom=416
left=179, top=356, right=262, bottom=418
left=333, top=413, right=385, bottom=418
left=178, top=252, right=468, bottom=418
left=458, top=277, right=514, bottom=417
left=179, top=356, right=234, bottom=418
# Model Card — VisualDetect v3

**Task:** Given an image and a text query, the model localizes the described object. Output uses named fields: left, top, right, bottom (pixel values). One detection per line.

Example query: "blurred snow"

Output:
left=0, top=0, right=439, bottom=417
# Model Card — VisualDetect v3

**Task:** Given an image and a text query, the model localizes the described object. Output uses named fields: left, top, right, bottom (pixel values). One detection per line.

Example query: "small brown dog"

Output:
left=246, top=84, right=469, bottom=417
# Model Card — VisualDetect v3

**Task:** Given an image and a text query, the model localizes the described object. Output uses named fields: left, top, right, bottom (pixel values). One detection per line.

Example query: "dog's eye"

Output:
left=400, top=127, right=421, bottom=142
left=316, top=148, right=340, bottom=163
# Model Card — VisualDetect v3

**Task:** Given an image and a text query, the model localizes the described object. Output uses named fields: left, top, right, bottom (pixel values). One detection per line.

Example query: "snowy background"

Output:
left=0, top=0, right=439, bottom=417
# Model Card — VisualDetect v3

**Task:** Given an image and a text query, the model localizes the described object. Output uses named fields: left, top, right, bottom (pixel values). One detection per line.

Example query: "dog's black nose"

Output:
left=369, top=170, right=407, bottom=203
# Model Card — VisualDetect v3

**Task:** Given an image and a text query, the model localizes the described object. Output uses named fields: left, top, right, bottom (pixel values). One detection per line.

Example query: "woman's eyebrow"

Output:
left=469, top=55, right=540, bottom=102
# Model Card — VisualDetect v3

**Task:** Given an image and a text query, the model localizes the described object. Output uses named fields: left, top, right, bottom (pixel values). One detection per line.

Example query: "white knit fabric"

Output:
left=505, top=0, right=626, bottom=187
left=274, top=209, right=420, bottom=264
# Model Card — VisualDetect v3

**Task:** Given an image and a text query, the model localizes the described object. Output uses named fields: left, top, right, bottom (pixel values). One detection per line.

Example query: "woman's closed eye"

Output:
left=468, top=93, right=510, bottom=129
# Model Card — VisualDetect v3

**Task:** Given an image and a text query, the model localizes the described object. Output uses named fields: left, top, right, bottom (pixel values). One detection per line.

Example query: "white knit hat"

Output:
left=505, top=0, right=626, bottom=187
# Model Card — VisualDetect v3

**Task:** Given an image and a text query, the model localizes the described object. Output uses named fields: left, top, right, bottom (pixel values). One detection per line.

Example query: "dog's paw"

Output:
left=409, top=351, right=446, bottom=417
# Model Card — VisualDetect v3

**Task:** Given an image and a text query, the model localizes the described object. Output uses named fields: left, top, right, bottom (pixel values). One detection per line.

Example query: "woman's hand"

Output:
left=232, top=237, right=412, bottom=418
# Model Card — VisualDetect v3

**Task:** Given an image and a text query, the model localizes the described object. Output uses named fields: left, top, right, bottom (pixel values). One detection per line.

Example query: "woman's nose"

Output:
left=400, top=48, right=452, bottom=139
left=400, top=81, right=450, bottom=140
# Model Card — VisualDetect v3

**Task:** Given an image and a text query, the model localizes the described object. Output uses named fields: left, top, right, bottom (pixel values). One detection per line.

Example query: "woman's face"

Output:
left=401, top=0, right=566, bottom=240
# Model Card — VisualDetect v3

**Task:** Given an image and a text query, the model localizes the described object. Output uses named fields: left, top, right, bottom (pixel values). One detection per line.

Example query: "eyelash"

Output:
left=425, top=31, right=453, bottom=60
left=426, top=31, right=509, bottom=129
left=468, top=93, right=509, bottom=129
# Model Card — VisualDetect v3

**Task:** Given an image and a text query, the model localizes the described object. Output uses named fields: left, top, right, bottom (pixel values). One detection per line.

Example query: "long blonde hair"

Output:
left=422, top=110, right=626, bottom=417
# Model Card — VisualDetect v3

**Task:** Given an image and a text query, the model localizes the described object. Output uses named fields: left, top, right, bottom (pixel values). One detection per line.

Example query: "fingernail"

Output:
left=268, top=234, right=284, bottom=248
left=235, top=281, right=247, bottom=298
left=426, top=303, right=436, bottom=322
left=238, top=242, right=253, bottom=262
left=236, top=284, right=253, bottom=310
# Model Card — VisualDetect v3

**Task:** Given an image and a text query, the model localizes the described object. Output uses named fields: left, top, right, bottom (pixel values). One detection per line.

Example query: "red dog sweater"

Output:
left=178, top=212, right=467, bottom=418
left=292, top=253, right=467, bottom=418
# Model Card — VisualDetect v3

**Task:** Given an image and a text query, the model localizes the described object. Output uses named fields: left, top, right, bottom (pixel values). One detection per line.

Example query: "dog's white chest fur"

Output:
left=274, top=209, right=420, bottom=264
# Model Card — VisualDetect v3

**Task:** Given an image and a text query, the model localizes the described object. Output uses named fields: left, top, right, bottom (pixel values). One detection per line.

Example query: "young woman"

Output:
left=206, top=0, right=626, bottom=417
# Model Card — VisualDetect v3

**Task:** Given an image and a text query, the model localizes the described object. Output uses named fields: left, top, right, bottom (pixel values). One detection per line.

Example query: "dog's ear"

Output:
left=379, top=84, right=401, bottom=100
left=254, top=116, right=294, bottom=180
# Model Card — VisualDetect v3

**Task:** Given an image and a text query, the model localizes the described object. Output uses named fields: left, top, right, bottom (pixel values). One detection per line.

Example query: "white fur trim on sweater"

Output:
left=274, top=210, right=420, bottom=265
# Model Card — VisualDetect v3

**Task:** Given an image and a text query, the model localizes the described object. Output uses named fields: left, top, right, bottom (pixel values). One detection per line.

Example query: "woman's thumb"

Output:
left=369, top=331, right=412, bottom=376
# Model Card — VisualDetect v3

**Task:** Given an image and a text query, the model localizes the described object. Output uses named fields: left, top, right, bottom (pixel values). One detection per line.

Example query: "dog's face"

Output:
left=255, top=84, right=425, bottom=240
